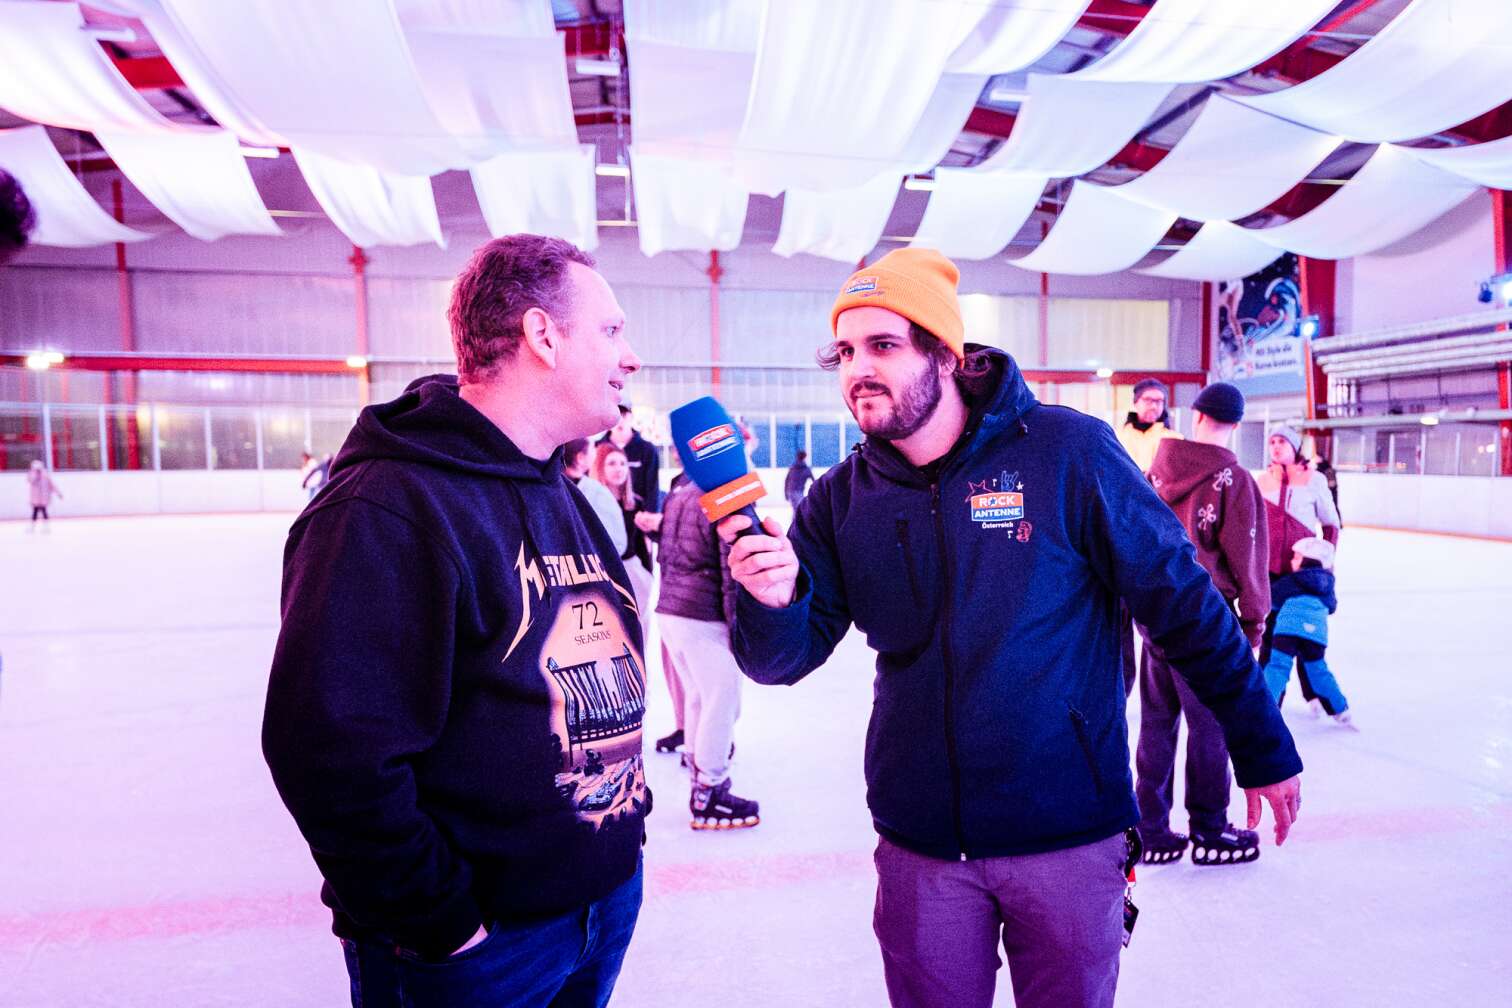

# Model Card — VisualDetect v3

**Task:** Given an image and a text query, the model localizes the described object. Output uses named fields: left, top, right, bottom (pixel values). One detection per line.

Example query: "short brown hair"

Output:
left=448, top=235, right=596, bottom=383
left=817, top=322, right=994, bottom=396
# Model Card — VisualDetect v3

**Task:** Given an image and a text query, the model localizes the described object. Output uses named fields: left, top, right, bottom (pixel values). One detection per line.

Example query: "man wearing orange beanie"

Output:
left=719, top=247, right=1304, bottom=1008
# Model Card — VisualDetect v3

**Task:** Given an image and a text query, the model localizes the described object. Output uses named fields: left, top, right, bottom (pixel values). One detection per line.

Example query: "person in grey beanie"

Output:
left=1135, top=382, right=1272, bottom=865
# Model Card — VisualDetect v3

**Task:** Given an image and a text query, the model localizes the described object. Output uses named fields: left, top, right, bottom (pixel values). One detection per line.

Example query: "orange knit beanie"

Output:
left=830, top=248, right=964, bottom=360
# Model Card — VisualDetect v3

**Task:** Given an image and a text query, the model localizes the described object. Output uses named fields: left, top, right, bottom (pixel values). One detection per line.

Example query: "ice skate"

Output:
left=690, top=778, right=760, bottom=830
left=1190, top=824, right=1260, bottom=865
left=654, top=728, right=684, bottom=754
left=1306, top=698, right=1325, bottom=719
left=1137, top=828, right=1188, bottom=865
left=1333, top=709, right=1359, bottom=731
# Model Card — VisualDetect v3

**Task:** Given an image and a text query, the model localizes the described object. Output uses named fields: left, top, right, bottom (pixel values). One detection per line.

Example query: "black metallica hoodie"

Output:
left=263, top=375, right=648, bottom=959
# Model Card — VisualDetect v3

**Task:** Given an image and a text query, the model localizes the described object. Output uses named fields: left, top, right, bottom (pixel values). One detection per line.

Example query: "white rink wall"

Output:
left=0, top=467, right=806, bottom=519
left=1, top=469, right=311, bottom=518
left=1336, top=472, right=1512, bottom=539
left=8, top=468, right=1511, bottom=539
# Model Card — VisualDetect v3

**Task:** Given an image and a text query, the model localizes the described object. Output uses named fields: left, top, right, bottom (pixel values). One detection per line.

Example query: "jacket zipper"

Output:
left=931, top=481, right=969, bottom=861
left=1067, top=704, right=1105, bottom=794
left=895, top=518, right=924, bottom=607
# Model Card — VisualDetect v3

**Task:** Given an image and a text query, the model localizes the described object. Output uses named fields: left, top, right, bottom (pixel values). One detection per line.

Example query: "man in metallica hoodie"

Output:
left=264, top=235, right=648, bottom=1007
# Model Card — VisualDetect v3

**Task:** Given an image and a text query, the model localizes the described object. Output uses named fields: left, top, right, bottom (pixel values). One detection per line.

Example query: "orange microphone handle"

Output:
left=697, top=472, right=767, bottom=534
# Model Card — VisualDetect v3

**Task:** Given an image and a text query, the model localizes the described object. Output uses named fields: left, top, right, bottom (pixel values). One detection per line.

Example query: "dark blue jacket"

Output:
left=1271, top=568, right=1337, bottom=614
left=733, top=349, right=1302, bottom=860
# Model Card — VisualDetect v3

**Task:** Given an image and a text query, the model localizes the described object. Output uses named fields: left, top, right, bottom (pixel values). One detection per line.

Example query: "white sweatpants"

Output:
left=657, top=613, right=743, bottom=788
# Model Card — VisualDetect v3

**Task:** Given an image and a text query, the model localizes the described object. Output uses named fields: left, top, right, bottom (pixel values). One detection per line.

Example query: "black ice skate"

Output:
left=1137, top=828, right=1188, bottom=864
left=654, top=729, right=684, bottom=754
left=690, top=778, right=760, bottom=830
left=1190, top=824, right=1260, bottom=865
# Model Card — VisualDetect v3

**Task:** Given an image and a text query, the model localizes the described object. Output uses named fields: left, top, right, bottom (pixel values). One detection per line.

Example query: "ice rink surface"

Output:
left=2, top=513, right=1509, bottom=1007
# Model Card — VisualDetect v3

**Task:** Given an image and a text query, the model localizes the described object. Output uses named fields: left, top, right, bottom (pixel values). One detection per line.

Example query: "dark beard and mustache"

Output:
left=848, top=362, right=943, bottom=441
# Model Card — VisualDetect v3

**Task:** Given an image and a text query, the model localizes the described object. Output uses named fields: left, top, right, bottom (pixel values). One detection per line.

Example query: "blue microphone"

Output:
left=669, top=396, right=767, bottom=534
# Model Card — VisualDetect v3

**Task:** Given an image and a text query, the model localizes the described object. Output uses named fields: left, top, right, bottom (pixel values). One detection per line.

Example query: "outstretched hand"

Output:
left=717, top=514, right=799, bottom=609
left=1245, top=774, right=1302, bottom=846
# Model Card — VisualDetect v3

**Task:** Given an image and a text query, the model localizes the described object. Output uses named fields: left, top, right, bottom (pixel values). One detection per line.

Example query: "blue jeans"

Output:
left=340, top=862, right=642, bottom=1008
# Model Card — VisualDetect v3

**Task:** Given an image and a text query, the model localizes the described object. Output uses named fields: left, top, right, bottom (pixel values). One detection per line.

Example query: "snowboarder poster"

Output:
left=1213, top=253, right=1308, bottom=396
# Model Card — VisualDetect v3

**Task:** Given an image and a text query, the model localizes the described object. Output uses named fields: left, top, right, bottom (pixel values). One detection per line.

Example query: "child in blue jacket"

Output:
left=1263, top=537, right=1355, bottom=729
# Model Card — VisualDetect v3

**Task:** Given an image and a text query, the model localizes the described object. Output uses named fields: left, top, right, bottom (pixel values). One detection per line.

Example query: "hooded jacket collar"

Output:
left=332, top=374, right=563, bottom=484
left=859, top=346, right=1039, bottom=486
left=1148, top=439, right=1239, bottom=505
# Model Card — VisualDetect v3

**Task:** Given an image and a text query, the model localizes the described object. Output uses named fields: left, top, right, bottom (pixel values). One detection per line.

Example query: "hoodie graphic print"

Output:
left=264, top=375, right=646, bottom=958
left=511, top=543, right=648, bottom=827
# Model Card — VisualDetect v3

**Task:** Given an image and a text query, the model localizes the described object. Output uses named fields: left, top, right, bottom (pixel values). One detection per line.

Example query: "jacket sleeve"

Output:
left=1077, top=427, right=1302, bottom=788
left=1310, top=471, right=1341, bottom=531
left=1221, top=476, right=1271, bottom=648
left=262, top=498, right=481, bottom=959
left=585, top=480, right=628, bottom=556
left=731, top=475, right=854, bottom=685
left=717, top=532, right=740, bottom=628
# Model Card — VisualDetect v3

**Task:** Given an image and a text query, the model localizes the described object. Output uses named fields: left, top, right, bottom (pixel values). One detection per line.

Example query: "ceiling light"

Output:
left=26, top=351, right=63, bottom=370
left=1297, top=314, right=1321, bottom=340
left=575, top=56, right=622, bottom=77
left=345, top=355, right=368, bottom=369
left=595, top=163, right=631, bottom=178
left=1419, top=414, right=1440, bottom=426
left=1095, top=367, right=1114, bottom=379
left=986, top=86, right=1028, bottom=104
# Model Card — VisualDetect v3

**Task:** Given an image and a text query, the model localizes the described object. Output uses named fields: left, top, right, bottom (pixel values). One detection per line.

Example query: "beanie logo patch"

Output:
left=844, top=276, right=878, bottom=295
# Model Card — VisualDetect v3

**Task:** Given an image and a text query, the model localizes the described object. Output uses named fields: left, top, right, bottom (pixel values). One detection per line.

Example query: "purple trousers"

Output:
left=873, top=833, right=1127, bottom=1008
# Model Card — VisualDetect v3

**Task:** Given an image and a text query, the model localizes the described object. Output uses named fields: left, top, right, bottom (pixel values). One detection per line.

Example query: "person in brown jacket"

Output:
left=1134, top=381, right=1271, bottom=866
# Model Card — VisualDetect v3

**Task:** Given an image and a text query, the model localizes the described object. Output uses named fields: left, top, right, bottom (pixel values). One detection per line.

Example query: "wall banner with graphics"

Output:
left=1213, top=252, right=1307, bottom=396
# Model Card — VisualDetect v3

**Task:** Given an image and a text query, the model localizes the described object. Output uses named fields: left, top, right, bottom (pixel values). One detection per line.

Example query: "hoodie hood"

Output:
left=860, top=345, right=1039, bottom=484
left=1148, top=439, right=1238, bottom=506
left=331, top=374, right=562, bottom=483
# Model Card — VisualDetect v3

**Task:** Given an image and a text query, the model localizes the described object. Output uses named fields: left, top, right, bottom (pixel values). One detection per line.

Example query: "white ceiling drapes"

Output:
left=96, top=129, right=281, bottom=240
left=628, top=148, right=748, bottom=256
left=470, top=144, right=597, bottom=251
left=291, top=149, right=444, bottom=248
left=149, top=0, right=475, bottom=175
left=1009, top=182, right=1175, bottom=275
left=1139, top=221, right=1284, bottom=281
left=976, top=75, right=1171, bottom=177
left=1249, top=144, right=1480, bottom=259
left=1405, top=135, right=1512, bottom=190
left=1072, top=0, right=1340, bottom=84
left=395, top=0, right=579, bottom=160
left=1239, top=0, right=1512, bottom=143
left=771, top=173, right=902, bottom=263
left=945, top=0, right=1089, bottom=76
left=0, top=1, right=180, bottom=133
left=0, top=125, right=151, bottom=246
left=911, top=170, right=1046, bottom=261
left=1112, top=94, right=1340, bottom=221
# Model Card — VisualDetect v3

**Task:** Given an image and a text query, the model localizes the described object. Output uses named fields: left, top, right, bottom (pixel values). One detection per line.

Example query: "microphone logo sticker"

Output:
left=687, top=423, right=740, bottom=460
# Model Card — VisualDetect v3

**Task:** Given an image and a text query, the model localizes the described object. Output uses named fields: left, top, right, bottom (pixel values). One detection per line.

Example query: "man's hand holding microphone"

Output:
left=669, top=396, right=800, bottom=610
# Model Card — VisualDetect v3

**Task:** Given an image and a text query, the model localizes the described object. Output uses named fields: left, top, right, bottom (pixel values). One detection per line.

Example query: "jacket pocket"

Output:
left=895, top=518, right=924, bottom=608
left=1067, top=704, right=1105, bottom=795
